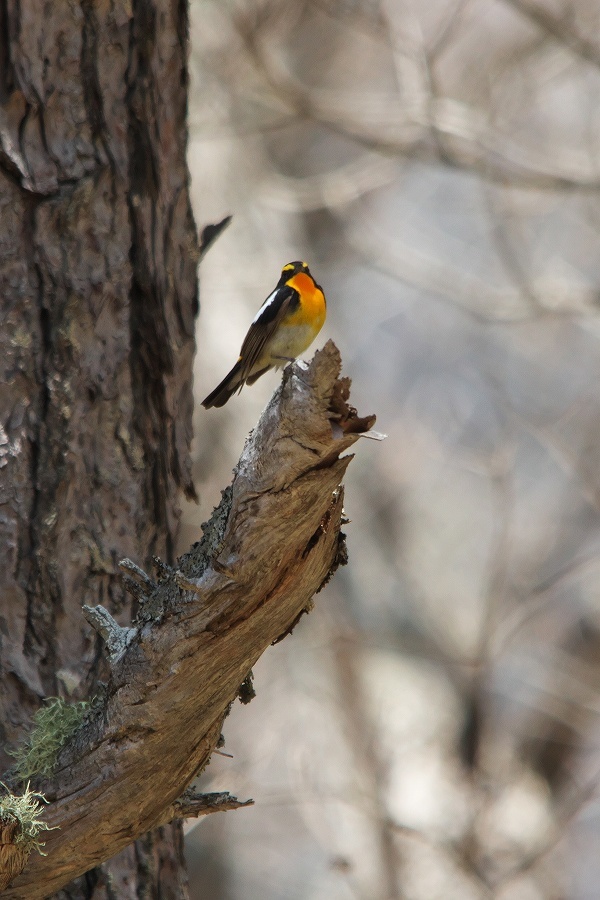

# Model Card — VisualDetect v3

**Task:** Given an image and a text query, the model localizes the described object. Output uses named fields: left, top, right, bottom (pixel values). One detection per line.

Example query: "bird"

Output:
left=202, top=261, right=326, bottom=409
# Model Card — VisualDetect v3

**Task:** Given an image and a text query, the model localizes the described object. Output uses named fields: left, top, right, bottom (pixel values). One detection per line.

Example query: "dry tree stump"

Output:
left=2, top=341, right=375, bottom=898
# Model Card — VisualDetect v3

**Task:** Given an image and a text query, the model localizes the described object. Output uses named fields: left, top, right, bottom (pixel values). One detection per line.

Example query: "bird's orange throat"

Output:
left=286, top=272, right=326, bottom=330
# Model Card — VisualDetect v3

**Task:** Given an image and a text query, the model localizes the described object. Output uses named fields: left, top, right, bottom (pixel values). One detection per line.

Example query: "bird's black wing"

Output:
left=237, top=285, right=298, bottom=383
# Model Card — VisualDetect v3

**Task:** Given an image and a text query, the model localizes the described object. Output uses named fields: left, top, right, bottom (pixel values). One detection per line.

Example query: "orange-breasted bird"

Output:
left=202, top=261, right=326, bottom=409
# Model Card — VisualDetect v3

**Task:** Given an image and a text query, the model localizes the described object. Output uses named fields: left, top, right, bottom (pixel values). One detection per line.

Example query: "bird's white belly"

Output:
left=264, top=323, right=318, bottom=367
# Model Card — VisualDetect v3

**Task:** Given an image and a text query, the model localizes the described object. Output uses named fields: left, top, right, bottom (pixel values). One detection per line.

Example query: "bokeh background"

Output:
left=182, top=1, right=600, bottom=897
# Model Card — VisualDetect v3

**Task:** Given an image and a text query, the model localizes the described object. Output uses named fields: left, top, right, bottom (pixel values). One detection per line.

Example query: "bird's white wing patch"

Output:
left=251, top=288, right=280, bottom=324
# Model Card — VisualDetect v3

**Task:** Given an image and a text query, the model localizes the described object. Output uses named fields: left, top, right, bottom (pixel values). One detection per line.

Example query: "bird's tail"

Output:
left=202, top=359, right=244, bottom=409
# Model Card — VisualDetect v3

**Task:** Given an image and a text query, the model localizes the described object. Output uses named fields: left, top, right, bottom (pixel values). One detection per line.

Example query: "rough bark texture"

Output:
left=2, top=343, right=374, bottom=898
left=0, top=0, right=198, bottom=896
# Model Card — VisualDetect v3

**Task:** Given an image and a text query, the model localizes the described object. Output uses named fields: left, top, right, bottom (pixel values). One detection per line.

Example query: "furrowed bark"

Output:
left=2, top=341, right=375, bottom=898
left=0, top=0, right=198, bottom=894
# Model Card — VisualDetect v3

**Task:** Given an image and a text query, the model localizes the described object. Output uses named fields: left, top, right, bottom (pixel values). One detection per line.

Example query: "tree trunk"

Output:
left=1, top=0, right=198, bottom=896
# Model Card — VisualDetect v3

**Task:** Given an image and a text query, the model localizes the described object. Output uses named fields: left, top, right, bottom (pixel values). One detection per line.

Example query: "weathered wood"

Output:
left=2, top=341, right=374, bottom=898
left=165, top=790, right=254, bottom=822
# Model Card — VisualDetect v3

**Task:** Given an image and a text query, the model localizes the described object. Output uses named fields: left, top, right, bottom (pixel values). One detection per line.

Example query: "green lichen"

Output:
left=8, top=697, right=90, bottom=780
left=0, top=782, right=54, bottom=855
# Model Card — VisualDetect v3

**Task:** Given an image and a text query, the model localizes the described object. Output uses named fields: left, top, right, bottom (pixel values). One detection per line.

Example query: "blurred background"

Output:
left=182, top=1, right=600, bottom=897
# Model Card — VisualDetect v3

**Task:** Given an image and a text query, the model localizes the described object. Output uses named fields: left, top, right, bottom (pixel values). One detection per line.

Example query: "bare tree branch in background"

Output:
left=186, top=1, right=600, bottom=897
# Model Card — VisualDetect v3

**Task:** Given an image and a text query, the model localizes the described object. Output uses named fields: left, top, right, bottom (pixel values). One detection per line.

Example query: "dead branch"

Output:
left=164, top=789, right=254, bottom=822
left=1, top=341, right=375, bottom=898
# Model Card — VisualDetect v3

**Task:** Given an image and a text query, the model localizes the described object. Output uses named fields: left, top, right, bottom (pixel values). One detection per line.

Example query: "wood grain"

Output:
left=2, top=341, right=375, bottom=898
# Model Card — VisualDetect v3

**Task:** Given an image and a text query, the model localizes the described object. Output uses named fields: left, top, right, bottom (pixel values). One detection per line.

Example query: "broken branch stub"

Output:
left=2, top=340, right=375, bottom=898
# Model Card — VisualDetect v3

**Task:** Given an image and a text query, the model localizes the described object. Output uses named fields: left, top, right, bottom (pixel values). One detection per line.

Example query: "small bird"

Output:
left=202, top=261, right=326, bottom=409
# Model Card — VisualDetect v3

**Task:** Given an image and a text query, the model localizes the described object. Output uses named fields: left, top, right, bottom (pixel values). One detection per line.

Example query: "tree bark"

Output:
left=1, top=0, right=197, bottom=896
